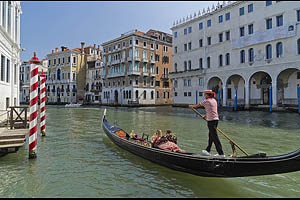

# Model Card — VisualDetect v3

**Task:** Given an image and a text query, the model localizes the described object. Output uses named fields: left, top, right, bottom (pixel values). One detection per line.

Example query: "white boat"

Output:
left=65, top=103, right=81, bottom=108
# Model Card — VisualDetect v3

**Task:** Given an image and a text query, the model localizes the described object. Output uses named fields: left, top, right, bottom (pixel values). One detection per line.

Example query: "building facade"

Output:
left=20, top=59, right=48, bottom=104
left=101, top=29, right=173, bottom=105
left=170, top=1, right=300, bottom=108
left=0, top=1, right=22, bottom=122
left=46, top=43, right=101, bottom=104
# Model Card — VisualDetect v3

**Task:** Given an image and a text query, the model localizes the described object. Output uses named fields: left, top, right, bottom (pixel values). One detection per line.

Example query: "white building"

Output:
left=0, top=1, right=22, bottom=122
left=170, top=1, right=300, bottom=108
left=20, top=59, right=48, bottom=104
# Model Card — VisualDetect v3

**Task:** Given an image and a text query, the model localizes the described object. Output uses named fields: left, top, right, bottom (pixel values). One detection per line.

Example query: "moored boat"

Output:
left=102, top=109, right=300, bottom=178
left=65, top=103, right=81, bottom=108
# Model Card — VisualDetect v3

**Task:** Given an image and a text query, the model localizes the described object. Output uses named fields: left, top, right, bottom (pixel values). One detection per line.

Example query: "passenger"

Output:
left=129, top=130, right=138, bottom=140
left=152, top=130, right=185, bottom=153
left=165, top=130, right=177, bottom=144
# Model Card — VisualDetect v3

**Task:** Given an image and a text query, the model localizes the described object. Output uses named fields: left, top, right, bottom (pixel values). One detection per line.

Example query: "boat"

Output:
left=65, top=103, right=81, bottom=108
left=102, top=109, right=300, bottom=178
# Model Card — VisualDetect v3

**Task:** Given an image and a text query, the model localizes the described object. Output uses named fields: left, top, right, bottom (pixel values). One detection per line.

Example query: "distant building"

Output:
left=85, top=56, right=104, bottom=104
left=0, top=1, right=22, bottom=122
left=101, top=29, right=173, bottom=105
left=170, top=1, right=300, bottom=108
left=19, top=59, right=48, bottom=104
left=46, top=43, right=101, bottom=104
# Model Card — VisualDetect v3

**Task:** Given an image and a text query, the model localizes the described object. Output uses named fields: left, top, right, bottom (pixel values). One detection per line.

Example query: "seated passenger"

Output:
left=129, top=130, right=138, bottom=140
left=152, top=130, right=185, bottom=153
left=165, top=130, right=177, bottom=144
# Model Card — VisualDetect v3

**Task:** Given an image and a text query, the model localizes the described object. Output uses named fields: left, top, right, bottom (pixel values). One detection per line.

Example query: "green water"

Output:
left=0, top=106, right=300, bottom=197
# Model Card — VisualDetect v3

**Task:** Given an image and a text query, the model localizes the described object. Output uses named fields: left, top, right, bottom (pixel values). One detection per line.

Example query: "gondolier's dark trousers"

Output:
left=206, top=120, right=224, bottom=155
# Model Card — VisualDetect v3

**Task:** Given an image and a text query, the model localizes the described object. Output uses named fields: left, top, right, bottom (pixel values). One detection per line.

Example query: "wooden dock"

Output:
left=0, top=128, right=28, bottom=157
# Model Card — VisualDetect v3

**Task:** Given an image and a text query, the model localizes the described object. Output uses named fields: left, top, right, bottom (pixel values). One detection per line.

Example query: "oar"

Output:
left=190, top=107, right=249, bottom=156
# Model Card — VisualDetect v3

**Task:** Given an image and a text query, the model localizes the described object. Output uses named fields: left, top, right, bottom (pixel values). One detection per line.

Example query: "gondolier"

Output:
left=189, top=90, right=225, bottom=157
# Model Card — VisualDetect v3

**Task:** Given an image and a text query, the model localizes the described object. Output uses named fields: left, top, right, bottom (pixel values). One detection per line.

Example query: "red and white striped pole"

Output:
left=40, top=72, right=46, bottom=137
left=29, top=52, right=41, bottom=159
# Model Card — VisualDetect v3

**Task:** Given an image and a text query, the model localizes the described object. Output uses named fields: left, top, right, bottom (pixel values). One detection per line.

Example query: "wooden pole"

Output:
left=40, top=72, right=46, bottom=136
left=190, top=107, right=249, bottom=156
left=29, top=52, right=41, bottom=159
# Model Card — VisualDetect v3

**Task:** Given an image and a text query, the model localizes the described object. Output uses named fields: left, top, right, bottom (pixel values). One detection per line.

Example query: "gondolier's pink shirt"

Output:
left=198, top=98, right=219, bottom=121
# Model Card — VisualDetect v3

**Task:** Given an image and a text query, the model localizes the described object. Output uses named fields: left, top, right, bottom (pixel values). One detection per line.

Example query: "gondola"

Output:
left=102, top=109, right=300, bottom=178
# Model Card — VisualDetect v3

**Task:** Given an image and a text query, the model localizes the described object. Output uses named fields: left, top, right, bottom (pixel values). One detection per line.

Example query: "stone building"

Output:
left=101, top=29, right=173, bottom=105
left=0, top=1, right=22, bottom=122
left=170, top=1, right=300, bottom=108
left=46, top=43, right=101, bottom=104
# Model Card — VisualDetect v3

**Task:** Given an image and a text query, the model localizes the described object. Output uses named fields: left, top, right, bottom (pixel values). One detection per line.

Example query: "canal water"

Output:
left=0, top=106, right=300, bottom=197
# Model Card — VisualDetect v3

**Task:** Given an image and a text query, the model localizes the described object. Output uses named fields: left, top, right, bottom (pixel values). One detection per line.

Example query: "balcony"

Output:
left=150, top=59, right=155, bottom=64
left=143, top=72, right=149, bottom=76
left=142, top=58, right=148, bottom=63
left=111, top=60, right=120, bottom=65
left=134, top=56, right=141, bottom=62
left=149, top=72, right=156, bottom=77
left=161, top=74, right=169, bottom=80
left=127, top=57, right=132, bottom=62
left=106, top=72, right=126, bottom=78
left=121, top=58, right=126, bottom=63
left=127, top=70, right=141, bottom=76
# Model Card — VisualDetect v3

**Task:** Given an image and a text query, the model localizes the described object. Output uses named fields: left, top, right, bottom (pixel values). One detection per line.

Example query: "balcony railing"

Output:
left=106, top=72, right=126, bottom=78
left=134, top=56, right=141, bottom=62
left=127, top=57, right=132, bottom=62
left=127, top=70, right=141, bottom=76
left=142, top=58, right=148, bottom=63
left=150, top=59, right=155, bottom=64
left=161, top=74, right=169, bottom=80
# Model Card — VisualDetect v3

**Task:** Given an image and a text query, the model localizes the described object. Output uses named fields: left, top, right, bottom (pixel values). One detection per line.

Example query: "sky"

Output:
left=20, top=1, right=214, bottom=61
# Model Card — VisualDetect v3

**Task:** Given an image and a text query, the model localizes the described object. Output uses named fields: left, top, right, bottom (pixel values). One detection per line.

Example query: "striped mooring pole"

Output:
left=40, top=72, right=46, bottom=137
left=29, top=52, right=41, bottom=159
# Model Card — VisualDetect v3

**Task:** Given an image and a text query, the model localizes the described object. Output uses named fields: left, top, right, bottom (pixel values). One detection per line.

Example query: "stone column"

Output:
left=245, top=82, right=250, bottom=109
left=272, top=79, right=278, bottom=107
left=222, top=86, right=227, bottom=107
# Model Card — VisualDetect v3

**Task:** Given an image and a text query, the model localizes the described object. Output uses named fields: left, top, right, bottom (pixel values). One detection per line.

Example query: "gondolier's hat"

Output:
left=203, top=90, right=213, bottom=94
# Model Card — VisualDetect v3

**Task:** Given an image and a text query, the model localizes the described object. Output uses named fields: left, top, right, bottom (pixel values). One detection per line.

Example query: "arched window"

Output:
left=225, top=53, right=230, bottom=65
left=143, top=90, right=146, bottom=99
left=184, top=61, right=187, bottom=71
left=249, top=48, right=254, bottom=62
left=276, top=42, right=283, bottom=57
left=219, top=55, right=223, bottom=66
left=129, top=91, right=131, bottom=99
left=174, top=63, right=177, bottom=72
left=135, top=90, right=139, bottom=99
left=240, top=50, right=245, bottom=63
left=266, top=44, right=272, bottom=59
left=151, top=91, right=154, bottom=99
left=126, top=91, right=128, bottom=99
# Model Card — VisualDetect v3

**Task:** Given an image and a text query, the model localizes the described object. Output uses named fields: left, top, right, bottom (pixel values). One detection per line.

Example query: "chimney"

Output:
left=81, top=42, right=85, bottom=53
left=61, top=46, right=65, bottom=51
left=55, top=47, right=58, bottom=52
left=98, top=45, right=100, bottom=50
left=52, top=50, right=54, bottom=54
